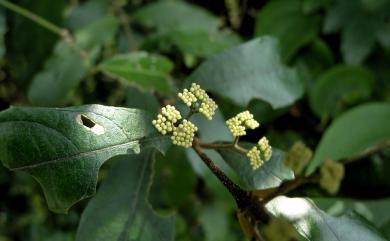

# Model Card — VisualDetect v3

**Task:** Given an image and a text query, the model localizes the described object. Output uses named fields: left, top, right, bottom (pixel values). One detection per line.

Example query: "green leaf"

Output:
left=133, top=1, right=219, bottom=34
left=164, top=29, right=241, bottom=58
left=295, top=39, right=334, bottom=88
left=312, top=198, right=390, bottom=229
left=0, top=104, right=160, bottom=213
left=309, top=65, right=375, bottom=119
left=28, top=17, right=119, bottom=106
left=99, top=52, right=174, bottom=94
left=135, top=1, right=241, bottom=58
left=255, top=0, right=320, bottom=60
left=219, top=147, right=294, bottom=190
left=76, top=150, right=175, bottom=241
left=150, top=146, right=197, bottom=208
left=306, top=103, right=390, bottom=175
left=267, top=196, right=387, bottom=241
left=341, top=16, right=377, bottom=65
left=187, top=37, right=303, bottom=108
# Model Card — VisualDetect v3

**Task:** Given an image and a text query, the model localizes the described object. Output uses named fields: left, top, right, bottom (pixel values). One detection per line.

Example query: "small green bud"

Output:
left=284, top=141, right=312, bottom=175
left=319, top=159, right=345, bottom=194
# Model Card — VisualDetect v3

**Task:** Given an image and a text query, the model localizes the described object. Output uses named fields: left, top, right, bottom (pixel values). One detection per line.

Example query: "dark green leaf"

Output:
left=6, top=0, right=65, bottom=86
left=309, top=65, right=374, bottom=119
left=76, top=150, right=175, bottom=241
left=306, top=103, right=390, bottom=175
left=28, top=17, right=119, bottom=106
left=341, top=16, right=377, bottom=65
left=0, top=104, right=160, bottom=213
left=267, top=196, right=387, bottom=241
left=99, top=52, right=174, bottom=94
left=187, top=37, right=303, bottom=108
left=126, top=86, right=160, bottom=114
left=219, top=147, right=294, bottom=190
left=255, top=0, right=320, bottom=60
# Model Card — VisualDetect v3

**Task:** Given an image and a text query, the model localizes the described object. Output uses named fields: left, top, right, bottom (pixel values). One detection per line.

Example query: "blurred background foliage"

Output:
left=0, top=0, right=389, bottom=240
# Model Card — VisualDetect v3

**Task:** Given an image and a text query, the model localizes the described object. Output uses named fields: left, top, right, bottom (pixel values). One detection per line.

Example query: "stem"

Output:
left=185, top=108, right=197, bottom=120
left=192, top=138, right=251, bottom=209
left=261, top=175, right=318, bottom=204
left=199, top=142, right=248, bottom=155
left=0, top=0, right=64, bottom=37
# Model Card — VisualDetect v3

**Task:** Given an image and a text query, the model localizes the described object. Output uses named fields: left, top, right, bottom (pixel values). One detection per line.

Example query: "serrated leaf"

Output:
left=0, top=104, right=161, bottom=213
left=187, top=37, right=303, bottom=108
left=76, top=150, right=175, bottom=241
left=309, top=65, right=374, bottom=119
left=28, top=17, right=119, bottom=106
left=99, top=52, right=174, bottom=94
left=255, top=0, right=320, bottom=60
left=219, top=146, right=294, bottom=190
left=306, top=103, right=390, bottom=175
left=267, top=196, right=387, bottom=241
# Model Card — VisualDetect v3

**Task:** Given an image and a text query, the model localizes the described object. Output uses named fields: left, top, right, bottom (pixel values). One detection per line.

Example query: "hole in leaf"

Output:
left=80, top=115, right=96, bottom=128
left=77, top=114, right=105, bottom=135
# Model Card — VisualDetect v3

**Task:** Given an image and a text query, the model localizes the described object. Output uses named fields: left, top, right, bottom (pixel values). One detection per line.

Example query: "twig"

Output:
left=0, top=0, right=87, bottom=59
left=261, top=175, right=318, bottom=204
left=192, top=138, right=251, bottom=209
left=199, top=142, right=248, bottom=155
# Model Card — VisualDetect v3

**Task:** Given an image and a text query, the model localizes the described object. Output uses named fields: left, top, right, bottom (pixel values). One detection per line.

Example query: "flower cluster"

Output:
left=171, top=120, right=198, bottom=147
left=247, top=146, right=263, bottom=170
left=226, top=111, right=259, bottom=137
left=178, top=83, right=218, bottom=120
left=246, top=137, right=272, bottom=170
left=152, top=105, right=181, bottom=135
left=319, top=159, right=344, bottom=194
left=284, top=142, right=312, bottom=175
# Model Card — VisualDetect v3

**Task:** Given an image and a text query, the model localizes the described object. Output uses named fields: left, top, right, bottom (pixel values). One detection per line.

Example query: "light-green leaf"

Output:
left=309, top=65, right=375, bottom=119
left=312, top=198, right=390, bottom=230
left=187, top=37, right=303, bottom=108
left=76, top=150, right=175, bottom=241
left=255, top=0, right=320, bottom=60
left=133, top=1, right=219, bottom=34
left=267, top=196, right=387, bottom=241
left=28, top=17, right=119, bottom=106
left=219, top=146, right=294, bottom=190
left=306, top=103, right=390, bottom=175
left=99, top=52, right=174, bottom=94
left=0, top=104, right=160, bottom=213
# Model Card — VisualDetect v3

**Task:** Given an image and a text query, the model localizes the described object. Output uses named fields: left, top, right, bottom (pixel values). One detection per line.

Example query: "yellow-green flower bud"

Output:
left=152, top=105, right=181, bottom=135
left=247, top=146, right=263, bottom=170
left=171, top=120, right=198, bottom=147
left=319, top=159, right=345, bottom=194
left=258, top=137, right=272, bottom=161
left=226, top=110, right=259, bottom=137
left=178, top=89, right=197, bottom=107
left=284, top=141, right=312, bottom=175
